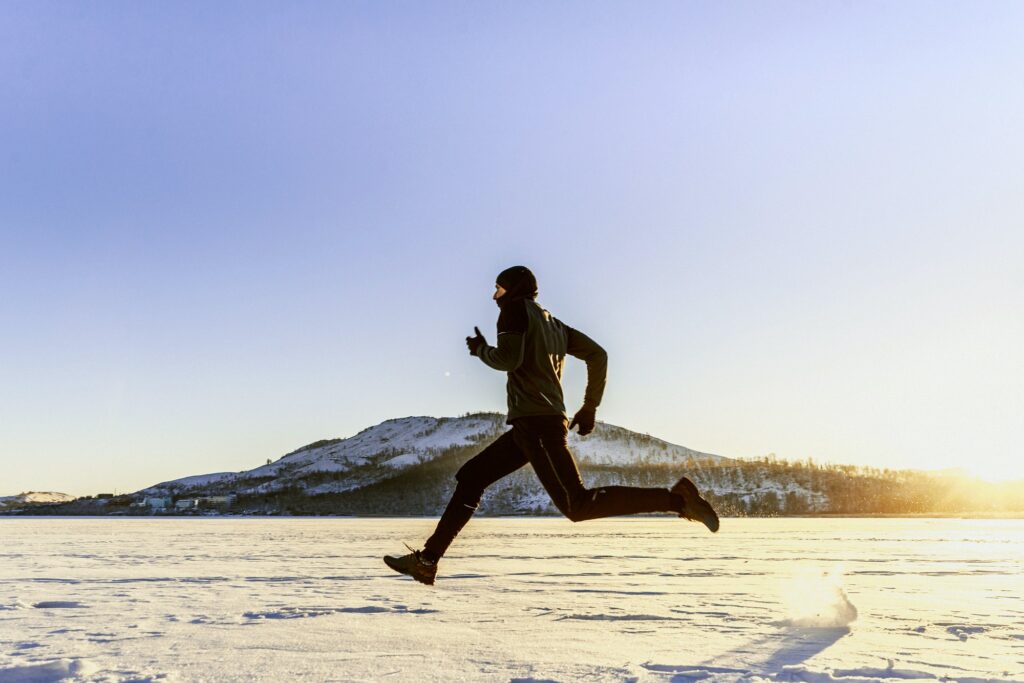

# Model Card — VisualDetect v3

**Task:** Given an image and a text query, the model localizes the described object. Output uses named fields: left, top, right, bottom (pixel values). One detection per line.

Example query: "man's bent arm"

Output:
left=478, top=299, right=528, bottom=372
left=478, top=332, right=526, bottom=371
left=566, top=326, right=607, bottom=408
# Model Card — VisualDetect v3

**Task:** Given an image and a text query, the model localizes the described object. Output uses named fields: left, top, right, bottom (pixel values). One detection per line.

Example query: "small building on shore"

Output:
left=199, top=495, right=235, bottom=509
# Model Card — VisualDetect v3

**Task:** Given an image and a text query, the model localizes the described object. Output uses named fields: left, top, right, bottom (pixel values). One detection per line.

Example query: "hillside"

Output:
left=0, top=492, right=75, bottom=510
left=10, top=413, right=1023, bottom=517
left=137, top=412, right=730, bottom=512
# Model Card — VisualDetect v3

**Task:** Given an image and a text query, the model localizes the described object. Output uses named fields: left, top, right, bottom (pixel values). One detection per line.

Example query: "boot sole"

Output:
left=383, top=556, right=436, bottom=586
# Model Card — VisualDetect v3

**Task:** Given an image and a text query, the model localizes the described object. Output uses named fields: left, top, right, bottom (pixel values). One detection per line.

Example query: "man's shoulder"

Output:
left=523, top=298, right=557, bottom=320
left=499, top=298, right=567, bottom=335
left=522, top=299, right=566, bottom=331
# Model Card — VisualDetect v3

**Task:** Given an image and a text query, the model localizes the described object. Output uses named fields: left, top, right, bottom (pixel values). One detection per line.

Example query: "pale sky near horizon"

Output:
left=2, top=2, right=1022, bottom=496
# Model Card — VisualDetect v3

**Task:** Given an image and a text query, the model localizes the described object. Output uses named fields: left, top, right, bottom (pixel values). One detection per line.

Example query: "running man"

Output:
left=384, top=266, right=718, bottom=585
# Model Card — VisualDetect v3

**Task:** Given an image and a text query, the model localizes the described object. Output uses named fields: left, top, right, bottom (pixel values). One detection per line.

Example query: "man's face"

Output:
left=493, top=283, right=506, bottom=304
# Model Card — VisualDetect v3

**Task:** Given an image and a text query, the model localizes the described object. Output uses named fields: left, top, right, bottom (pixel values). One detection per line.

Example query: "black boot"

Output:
left=383, top=546, right=438, bottom=586
left=672, top=476, right=720, bottom=533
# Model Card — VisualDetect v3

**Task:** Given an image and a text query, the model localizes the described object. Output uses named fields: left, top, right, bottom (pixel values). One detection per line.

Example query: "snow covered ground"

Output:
left=0, top=517, right=1021, bottom=682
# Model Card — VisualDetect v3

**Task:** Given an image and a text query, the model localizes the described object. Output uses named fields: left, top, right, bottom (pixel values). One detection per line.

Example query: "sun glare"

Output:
left=957, top=462, right=1024, bottom=485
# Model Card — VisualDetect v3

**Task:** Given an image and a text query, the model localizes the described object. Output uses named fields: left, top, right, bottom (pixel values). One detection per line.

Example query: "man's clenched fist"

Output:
left=466, top=326, right=487, bottom=356
left=569, top=406, right=596, bottom=436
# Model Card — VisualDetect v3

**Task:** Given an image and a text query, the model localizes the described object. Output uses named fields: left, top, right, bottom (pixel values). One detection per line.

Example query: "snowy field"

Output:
left=0, top=517, right=1021, bottom=683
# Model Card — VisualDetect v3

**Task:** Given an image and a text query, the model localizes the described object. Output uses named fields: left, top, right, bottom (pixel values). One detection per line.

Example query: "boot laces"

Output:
left=403, top=542, right=435, bottom=566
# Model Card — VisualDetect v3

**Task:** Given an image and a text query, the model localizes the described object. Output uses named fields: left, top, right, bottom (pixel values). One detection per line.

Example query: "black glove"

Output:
left=466, top=326, right=487, bottom=356
left=569, top=406, right=596, bottom=436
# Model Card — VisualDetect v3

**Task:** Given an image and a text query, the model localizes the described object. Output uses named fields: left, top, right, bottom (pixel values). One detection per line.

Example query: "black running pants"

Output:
left=423, top=414, right=680, bottom=560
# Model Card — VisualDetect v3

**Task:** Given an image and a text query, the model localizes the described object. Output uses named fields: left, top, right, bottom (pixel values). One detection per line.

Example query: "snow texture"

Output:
left=1, top=518, right=1021, bottom=682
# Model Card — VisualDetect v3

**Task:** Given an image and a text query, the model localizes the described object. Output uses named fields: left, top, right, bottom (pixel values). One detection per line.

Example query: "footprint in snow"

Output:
left=243, top=605, right=438, bottom=620
left=32, top=601, right=88, bottom=609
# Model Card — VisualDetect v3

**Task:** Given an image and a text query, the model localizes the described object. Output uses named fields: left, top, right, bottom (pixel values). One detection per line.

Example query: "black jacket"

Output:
left=476, top=298, right=607, bottom=423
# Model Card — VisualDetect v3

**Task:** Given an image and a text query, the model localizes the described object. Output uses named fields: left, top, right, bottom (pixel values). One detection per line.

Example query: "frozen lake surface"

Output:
left=0, top=517, right=1021, bottom=682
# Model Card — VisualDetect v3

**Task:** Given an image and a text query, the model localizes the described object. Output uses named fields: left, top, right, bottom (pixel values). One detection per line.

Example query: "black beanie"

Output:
left=495, top=265, right=538, bottom=306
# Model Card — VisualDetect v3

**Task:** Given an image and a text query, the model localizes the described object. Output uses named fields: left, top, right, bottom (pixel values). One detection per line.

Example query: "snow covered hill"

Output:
left=140, top=412, right=727, bottom=504
left=0, top=492, right=75, bottom=509
left=12, top=413, right=1015, bottom=517
left=128, top=412, right=849, bottom=516
left=128, top=412, right=877, bottom=516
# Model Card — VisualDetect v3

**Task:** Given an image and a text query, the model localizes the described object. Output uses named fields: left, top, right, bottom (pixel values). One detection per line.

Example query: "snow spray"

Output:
left=777, top=566, right=858, bottom=628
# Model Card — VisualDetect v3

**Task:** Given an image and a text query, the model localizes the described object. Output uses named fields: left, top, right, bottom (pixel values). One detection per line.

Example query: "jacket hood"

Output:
left=495, top=265, right=538, bottom=309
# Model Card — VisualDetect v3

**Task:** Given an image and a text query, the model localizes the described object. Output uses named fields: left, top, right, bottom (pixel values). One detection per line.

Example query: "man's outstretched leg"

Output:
left=512, top=415, right=719, bottom=532
left=383, top=429, right=528, bottom=584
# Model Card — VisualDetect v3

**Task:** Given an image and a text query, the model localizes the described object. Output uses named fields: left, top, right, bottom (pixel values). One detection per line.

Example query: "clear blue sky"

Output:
left=2, top=1, right=1022, bottom=496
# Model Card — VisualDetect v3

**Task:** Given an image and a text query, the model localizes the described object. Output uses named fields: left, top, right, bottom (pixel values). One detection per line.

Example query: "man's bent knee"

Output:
left=555, top=494, right=591, bottom=522
left=561, top=488, right=607, bottom=522
left=564, top=509, right=586, bottom=523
